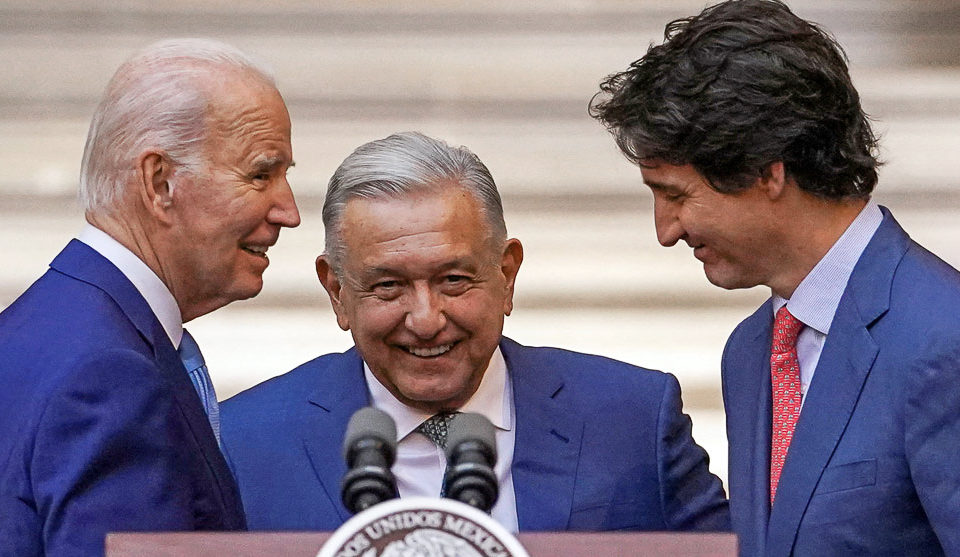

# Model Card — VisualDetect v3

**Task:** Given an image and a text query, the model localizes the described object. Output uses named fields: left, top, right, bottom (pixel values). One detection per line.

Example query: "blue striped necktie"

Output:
left=178, top=329, right=221, bottom=446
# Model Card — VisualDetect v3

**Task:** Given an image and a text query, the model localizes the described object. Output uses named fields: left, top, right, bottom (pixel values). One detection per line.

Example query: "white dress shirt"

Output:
left=771, top=201, right=883, bottom=405
left=77, top=224, right=183, bottom=348
left=364, top=346, right=519, bottom=533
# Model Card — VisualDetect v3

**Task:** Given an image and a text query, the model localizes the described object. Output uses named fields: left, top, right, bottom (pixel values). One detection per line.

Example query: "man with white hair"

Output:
left=0, top=38, right=300, bottom=555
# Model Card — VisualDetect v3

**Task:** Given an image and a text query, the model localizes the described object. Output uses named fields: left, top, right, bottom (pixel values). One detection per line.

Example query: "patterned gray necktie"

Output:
left=178, top=329, right=221, bottom=446
left=416, top=412, right=458, bottom=449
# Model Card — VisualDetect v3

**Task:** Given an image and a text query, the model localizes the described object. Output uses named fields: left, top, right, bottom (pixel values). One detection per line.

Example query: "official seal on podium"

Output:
left=317, top=497, right=530, bottom=557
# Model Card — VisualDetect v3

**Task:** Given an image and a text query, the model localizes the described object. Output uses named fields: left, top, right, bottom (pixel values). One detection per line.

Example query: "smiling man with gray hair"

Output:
left=221, top=131, right=729, bottom=534
left=0, top=38, right=300, bottom=555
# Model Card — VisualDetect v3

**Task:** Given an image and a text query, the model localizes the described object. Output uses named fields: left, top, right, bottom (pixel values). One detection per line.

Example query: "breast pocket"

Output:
left=815, top=458, right=877, bottom=494
left=569, top=500, right=646, bottom=531
left=803, top=459, right=880, bottom=527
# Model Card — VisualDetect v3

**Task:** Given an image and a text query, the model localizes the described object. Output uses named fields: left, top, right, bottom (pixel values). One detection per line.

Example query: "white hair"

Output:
left=79, top=38, right=276, bottom=213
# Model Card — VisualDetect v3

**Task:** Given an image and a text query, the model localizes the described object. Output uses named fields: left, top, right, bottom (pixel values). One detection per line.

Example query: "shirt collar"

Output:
left=77, top=223, right=183, bottom=347
left=364, top=345, right=513, bottom=442
left=772, top=200, right=883, bottom=333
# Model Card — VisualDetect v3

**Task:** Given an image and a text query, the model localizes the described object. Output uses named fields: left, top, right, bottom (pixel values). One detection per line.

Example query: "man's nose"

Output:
left=268, top=176, right=301, bottom=228
left=654, top=199, right=683, bottom=247
left=404, top=284, right=446, bottom=339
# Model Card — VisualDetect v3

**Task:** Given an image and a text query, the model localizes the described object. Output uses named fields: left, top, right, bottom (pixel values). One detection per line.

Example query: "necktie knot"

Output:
left=178, top=329, right=205, bottom=372
left=417, top=412, right=458, bottom=449
left=772, top=305, right=803, bottom=353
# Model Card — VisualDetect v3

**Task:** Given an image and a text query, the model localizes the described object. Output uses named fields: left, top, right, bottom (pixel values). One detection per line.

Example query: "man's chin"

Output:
left=225, top=276, right=266, bottom=304
left=703, top=266, right=757, bottom=291
left=397, top=385, right=473, bottom=413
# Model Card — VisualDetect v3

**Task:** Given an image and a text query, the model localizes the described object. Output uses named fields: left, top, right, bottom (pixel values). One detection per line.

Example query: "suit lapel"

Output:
left=724, top=302, right=775, bottom=553
left=502, top=338, right=584, bottom=531
left=765, top=210, right=908, bottom=556
left=302, top=349, right=370, bottom=523
left=163, top=332, right=248, bottom=523
left=51, top=240, right=245, bottom=525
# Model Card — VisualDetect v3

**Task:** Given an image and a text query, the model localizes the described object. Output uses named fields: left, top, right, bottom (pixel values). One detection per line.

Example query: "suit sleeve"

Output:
left=31, top=349, right=200, bottom=556
left=656, top=373, right=732, bottom=531
left=904, top=340, right=960, bottom=554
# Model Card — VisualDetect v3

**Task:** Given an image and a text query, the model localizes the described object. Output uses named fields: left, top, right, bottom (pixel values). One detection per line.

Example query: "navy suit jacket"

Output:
left=722, top=209, right=960, bottom=556
left=0, top=240, right=245, bottom=556
left=221, top=337, right=730, bottom=532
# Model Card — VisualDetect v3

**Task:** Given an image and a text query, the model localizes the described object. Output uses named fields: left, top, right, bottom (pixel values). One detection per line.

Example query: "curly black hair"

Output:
left=590, top=0, right=879, bottom=198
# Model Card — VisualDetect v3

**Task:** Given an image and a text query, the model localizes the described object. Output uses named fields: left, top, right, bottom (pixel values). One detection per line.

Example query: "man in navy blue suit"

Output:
left=592, top=1, right=960, bottom=555
left=0, top=39, right=300, bottom=555
left=220, top=131, right=729, bottom=533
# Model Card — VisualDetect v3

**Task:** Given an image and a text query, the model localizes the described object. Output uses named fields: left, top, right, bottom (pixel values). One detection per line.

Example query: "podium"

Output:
left=106, top=531, right=737, bottom=556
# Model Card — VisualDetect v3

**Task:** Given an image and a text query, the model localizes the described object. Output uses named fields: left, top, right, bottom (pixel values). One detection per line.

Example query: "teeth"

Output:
left=245, top=246, right=268, bottom=255
left=407, top=344, right=453, bottom=357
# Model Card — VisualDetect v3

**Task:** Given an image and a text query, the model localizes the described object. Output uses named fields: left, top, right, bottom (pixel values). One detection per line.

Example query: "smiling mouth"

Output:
left=402, top=343, right=456, bottom=358
left=242, top=245, right=270, bottom=258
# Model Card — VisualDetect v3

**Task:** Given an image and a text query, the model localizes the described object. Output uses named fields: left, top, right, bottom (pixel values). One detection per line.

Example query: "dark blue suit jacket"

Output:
left=0, top=240, right=245, bottom=556
left=722, top=209, right=960, bottom=556
left=221, top=337, right=730, bottom=532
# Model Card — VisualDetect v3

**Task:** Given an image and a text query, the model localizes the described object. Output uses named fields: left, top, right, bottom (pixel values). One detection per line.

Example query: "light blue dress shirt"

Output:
left=771, top=201, right=883, bottom=406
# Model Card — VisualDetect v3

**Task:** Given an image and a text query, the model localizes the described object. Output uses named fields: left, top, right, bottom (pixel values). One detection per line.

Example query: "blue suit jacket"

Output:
left=722, top=209, right=960, bottom=556
left=221, top=337, right=730, bottom=532
left=0, top=240, right=245, bottom=556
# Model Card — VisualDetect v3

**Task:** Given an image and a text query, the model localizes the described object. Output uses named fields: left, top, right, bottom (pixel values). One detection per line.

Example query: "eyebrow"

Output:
left=644, top=181, right=682, bottom=193
left=252, top=155, right=294, bottom=171
left=357, top=258, right=482, bottom=281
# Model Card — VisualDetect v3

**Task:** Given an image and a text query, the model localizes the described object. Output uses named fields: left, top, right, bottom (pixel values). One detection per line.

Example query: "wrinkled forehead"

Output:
left=337, top=190, right=501, bottom=262
left=340, top=189, right=481, bottom=236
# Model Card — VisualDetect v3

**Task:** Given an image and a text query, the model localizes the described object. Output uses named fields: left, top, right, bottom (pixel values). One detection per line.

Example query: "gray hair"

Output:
left=79, top=38, right=276, bottom=213
left=323, top=131, right=507, bottom=274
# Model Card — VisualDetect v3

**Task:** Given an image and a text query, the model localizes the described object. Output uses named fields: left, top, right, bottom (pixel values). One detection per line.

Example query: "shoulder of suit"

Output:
left=222, top=348, right=360, bottom=409
left=504, top=338, right=669, bottom=388
left=896, top=240, right=960, bottom=291
left=877, top=241, right=960, bottom=343
left=1, top=274, right=154, bottom=383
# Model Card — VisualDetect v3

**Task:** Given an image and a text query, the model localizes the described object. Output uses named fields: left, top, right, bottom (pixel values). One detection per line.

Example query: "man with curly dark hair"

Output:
left=591, top=1, right=960, bottom=555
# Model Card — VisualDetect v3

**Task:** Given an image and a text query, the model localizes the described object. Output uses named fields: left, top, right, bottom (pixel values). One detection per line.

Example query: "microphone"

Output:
left=443, top=412, right=499, bottom=512
left=341, top=407, right=399, bottom=514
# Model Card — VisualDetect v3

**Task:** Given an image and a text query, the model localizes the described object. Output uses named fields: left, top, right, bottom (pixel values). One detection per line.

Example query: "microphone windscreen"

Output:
left=445, top=412, right=497, bottom=461
left=343, top=406, right=397, bottom=461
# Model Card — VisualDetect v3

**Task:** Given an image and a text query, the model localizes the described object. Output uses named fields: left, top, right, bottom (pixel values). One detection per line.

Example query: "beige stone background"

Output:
left=3, top=0, right=960, bottom=485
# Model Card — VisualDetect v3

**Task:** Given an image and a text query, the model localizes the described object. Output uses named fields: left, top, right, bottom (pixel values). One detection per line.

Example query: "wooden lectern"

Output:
left=106, top=531, right=737, bottom=556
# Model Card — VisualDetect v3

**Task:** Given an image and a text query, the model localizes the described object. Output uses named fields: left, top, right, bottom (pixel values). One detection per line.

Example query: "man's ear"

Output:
left=316, top=255, right=351, bottom=331
left=499, top=238, right=523, bottom=316
left=758, top=161, right=788, bottom=200
left=137, top=151, right=176, bottom=221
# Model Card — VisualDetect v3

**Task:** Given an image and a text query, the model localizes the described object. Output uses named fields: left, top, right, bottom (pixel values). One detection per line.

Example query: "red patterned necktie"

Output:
left=770, top=305, right=803, bottom=504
